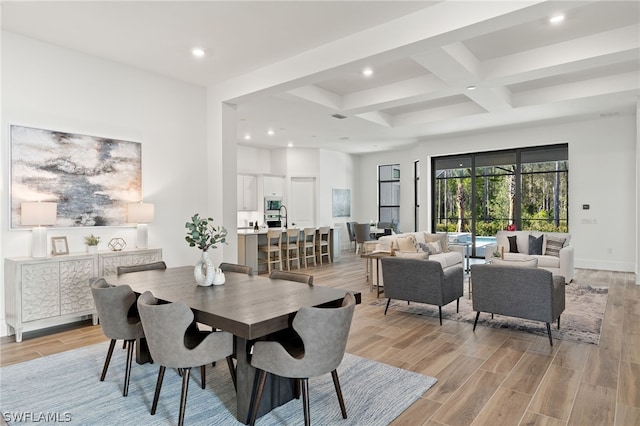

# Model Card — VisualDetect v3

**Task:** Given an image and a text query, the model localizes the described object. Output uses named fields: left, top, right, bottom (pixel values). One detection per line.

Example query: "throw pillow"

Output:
left=545, top=235, right=566, bottom=257
left=425, top=241, right=442, bottom=254
left=507, top=235, right=519, bottom=253
left=395, top=235, right=418, bottom=252
left=418, top=242, right=430, bottom=254
left=394, top=251, right=429, bottom=260
left=528, top=234, right=544, bottom=255
left=424, top=233, right=449, bottom=253
left=490, top=258, right=538, bottom=268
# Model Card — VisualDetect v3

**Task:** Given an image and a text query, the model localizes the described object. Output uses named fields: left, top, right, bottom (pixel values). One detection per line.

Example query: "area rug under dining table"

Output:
left=0, top=341, right=437, bottom=425
left=372, top=282, right=608, bottom=345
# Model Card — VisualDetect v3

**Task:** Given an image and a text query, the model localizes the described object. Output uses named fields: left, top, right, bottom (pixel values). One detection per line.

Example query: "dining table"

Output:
left=105, top=265, right=360, bottom=424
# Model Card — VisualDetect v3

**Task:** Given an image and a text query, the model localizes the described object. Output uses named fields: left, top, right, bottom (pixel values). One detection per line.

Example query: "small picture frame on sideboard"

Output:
left=51, top=236, right=69, bottom=256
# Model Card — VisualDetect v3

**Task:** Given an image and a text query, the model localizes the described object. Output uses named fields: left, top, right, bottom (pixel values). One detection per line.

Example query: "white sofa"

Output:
left=375, top=231, right=464, bottom=270
left=484, top=230, right=574, bottom=284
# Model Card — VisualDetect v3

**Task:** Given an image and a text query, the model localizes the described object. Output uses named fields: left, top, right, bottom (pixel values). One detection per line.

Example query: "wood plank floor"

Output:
left=1, top=251, right=638, bottom=425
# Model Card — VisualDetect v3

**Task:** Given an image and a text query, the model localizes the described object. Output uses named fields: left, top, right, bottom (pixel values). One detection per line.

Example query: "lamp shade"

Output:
left=128, top=203, right=154, bottom=223
left=21, top=202, right=57, bottom=226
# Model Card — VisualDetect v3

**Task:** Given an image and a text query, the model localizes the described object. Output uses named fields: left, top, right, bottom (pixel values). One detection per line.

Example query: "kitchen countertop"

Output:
left=237, top=227, right=333, bottom=236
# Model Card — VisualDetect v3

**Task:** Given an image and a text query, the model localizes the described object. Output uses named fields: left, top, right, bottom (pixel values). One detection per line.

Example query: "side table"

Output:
left=360, top=251, right=391, bottom=298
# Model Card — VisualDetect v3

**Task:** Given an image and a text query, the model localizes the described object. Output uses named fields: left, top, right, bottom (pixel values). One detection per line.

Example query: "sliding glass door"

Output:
left=432, top=145, right=568, bottom=258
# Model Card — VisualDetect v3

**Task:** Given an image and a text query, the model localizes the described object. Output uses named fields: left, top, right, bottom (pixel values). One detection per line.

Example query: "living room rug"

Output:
left=0, top=341, right=436, bottom=425
left=371, top=282, right=608, bottom=345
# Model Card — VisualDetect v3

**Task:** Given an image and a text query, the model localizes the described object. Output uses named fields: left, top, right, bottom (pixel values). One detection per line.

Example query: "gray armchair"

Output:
left=470, top=264, right=565, bottom=345
left=90, top=278, right=145, bottom=397
left=248, top=293, right=356, bottom=426
left=137, top=291, right=236, bottom=426
left=380, top=257, right=463, bottom=325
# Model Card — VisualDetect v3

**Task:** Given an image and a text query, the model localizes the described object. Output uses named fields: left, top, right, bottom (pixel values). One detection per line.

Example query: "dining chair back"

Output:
left=269, top=270, right=313, bottom=285
left=117, top=261, right=167, bottom=276
left=219, top=262, right=253, bottom=276
left=90, top=278, right=145, bottom=396
left=346, top=222, right=357, bottom=251
left=248, top=293, right=356, bottom=426
left=316, top=227, right=331, bottom=265
left=137, top=291, right=236, bottom=426
left=300, top=228, right=317, bottom=268
left=354, top=223, right=374, bottom=254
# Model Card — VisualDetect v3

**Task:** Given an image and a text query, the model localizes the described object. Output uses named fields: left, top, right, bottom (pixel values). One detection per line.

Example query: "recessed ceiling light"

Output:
left=244, top=134, right=251, bottom=140
left=467, top=85, right=477, bottom=91
left=362, top=67, right=373, bottom=77
left=550, top=14, right=565, bottom=24
left=288, top=142, right=293, bottom=147
left=191, top=47, right=206, bottom=58
left=267, top=129, right=274, bottom=136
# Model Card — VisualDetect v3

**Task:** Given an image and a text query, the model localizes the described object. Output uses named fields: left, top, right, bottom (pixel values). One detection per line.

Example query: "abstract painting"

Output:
left=332, top=188, right=351, bottom=217
left=10, top=125, right=142, bottom=228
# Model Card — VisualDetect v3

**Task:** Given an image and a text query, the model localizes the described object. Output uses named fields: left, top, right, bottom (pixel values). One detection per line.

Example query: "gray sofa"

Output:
left=470, top=263, right=565, bottom=345
left=381, top=257, right=464, bottom=325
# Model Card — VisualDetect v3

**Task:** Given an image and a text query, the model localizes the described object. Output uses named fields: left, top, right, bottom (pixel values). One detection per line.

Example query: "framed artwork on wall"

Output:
left=10, top=125, right=142, bottom=229
left=332, top=188, right=351, bottom=217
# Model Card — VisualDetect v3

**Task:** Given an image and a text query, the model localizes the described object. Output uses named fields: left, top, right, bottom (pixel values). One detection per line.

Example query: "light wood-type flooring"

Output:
left=1, top=250, right=639, bottom=425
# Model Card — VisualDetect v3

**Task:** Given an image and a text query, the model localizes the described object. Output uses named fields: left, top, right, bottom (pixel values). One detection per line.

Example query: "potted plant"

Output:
left=185, top=214, right=228, bottom=286
left=84, top=234, right=100, bottom=254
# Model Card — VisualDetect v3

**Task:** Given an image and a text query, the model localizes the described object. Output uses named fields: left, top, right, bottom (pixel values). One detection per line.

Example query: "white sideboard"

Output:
left=4, top=248, right=162, bottom=342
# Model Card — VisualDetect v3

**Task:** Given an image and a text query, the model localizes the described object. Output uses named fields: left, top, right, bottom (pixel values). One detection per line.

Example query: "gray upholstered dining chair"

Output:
left=219, top=262, right=254, bottom=276
left=269, top=270, right=313, bottom=285
left=346, top=222, right=357, bottom=251
left=116, top=261, right=167, bottom=275
left=354, top=223, right=374, bottom=254
left=90, top=278, right=145, bottom=397
left=137, top=291, right=236, bottom=426
left=248, top=293, right=356, bottom=426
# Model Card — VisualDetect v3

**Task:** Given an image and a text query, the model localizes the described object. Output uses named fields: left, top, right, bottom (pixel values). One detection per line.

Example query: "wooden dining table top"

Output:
left=106, top=265, right=360, bottom=340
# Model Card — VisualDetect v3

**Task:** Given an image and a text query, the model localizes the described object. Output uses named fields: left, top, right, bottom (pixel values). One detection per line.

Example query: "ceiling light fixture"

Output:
left=191, top=47, right=206, bottom=58
left=267, top=129, right=274, bottom=136
left=550, top=14, right=565, bottom=24
left=288, top=142, right=293, bottom=147
left=362, top=67, right=373, bottom=77
left=467, top=85, right=477, bottom=91
left=244, top=134, right=251, bottom=140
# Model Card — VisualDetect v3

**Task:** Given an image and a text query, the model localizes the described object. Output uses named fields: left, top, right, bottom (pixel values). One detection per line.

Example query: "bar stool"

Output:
left=282, top=228, right=301, bottom=270
left=300, top=228, right=316, bottom=268
left=316, top=226, right=331, bottom=265
left=258, top=229, right=282, bottom=274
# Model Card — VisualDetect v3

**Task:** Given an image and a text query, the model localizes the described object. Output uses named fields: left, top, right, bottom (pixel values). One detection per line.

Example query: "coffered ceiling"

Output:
left=3, top=1, right=639, bottom=154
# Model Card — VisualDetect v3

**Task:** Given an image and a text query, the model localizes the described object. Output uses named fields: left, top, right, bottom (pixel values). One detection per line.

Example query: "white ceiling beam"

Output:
left=484, top=25, right=640, bottom=84
left=513, top=72, right=640, bottom=107
left=393, top=102, right=487, bottom=127
left=412, top=42, right=481, bottom=84
left=285, top=85, right=343, bottom=110
left=355, top=111, right=393, bottom=128
left=340, top=75, right=449, bottom=114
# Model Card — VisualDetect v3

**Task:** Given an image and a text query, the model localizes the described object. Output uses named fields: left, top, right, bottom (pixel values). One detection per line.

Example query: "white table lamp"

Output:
left=128, top=202, right=154, bottom=249
left=21, top=202, right=57, bottom=258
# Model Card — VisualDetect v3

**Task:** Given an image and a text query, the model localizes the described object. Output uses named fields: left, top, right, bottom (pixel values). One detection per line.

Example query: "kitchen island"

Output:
left=238, top=227, right=334, bottom=274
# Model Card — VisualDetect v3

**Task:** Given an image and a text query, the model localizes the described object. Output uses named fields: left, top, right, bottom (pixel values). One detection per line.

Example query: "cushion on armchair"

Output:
left=424, top=233, right=449, bottom=253
left=491, top=258, right=538, bottom=268
left=394, top=251, right=429, bottom=260
left=544, top=235, right=566, bottom=257
left=393, top=234, right=419, bottom=252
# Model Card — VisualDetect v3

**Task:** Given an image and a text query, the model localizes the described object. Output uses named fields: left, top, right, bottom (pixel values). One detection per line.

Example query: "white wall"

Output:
left=1, top=32, right=210, bottom=335
left=359, top=116, right=638, bottom=272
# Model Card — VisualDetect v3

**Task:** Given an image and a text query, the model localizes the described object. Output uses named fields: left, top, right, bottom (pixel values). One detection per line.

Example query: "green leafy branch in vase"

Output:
left=185, top=214, right=228, bottom=251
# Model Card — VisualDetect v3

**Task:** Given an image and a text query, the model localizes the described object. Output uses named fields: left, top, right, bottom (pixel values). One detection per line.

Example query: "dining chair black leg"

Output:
left=151, top=366, right=166, bottom=415
left=249, top=370, right=268, bottom=426
left=226, top=356, right=237, bottom=392
left=200, top=365, right=206, bottom=389
left=178, top=367, right=191, bottom=426
left=301, top=378, right=310, bottom=426
left=123, top=339, right=135, bottom=396
left=100, top=339, right=116, bottom=381
left=122, top=340, right=127, bottom=350
left=384, top=298, right=391, bottom=315
left=331, top=370, right=348, bottom=419
left=295, top=378, right=301, bottom=399
left=438, top=306, right=443, bottom=325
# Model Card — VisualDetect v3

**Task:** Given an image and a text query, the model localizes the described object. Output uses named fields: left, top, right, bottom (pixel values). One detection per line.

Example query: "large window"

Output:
left=432, top=145, right=568, bottom=257
left=379, top=164, right=400, bottom=229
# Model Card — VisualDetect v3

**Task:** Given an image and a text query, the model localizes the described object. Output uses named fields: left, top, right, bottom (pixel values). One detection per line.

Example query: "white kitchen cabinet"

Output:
left=5, top=248, right=162, bottom=342
left=263, top=175, right=284, bottom=197
left=237, top=174, right=257, bottom=211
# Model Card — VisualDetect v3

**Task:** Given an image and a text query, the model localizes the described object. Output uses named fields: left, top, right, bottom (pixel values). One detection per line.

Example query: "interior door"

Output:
left=289, top=177, right=315, bottom=228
